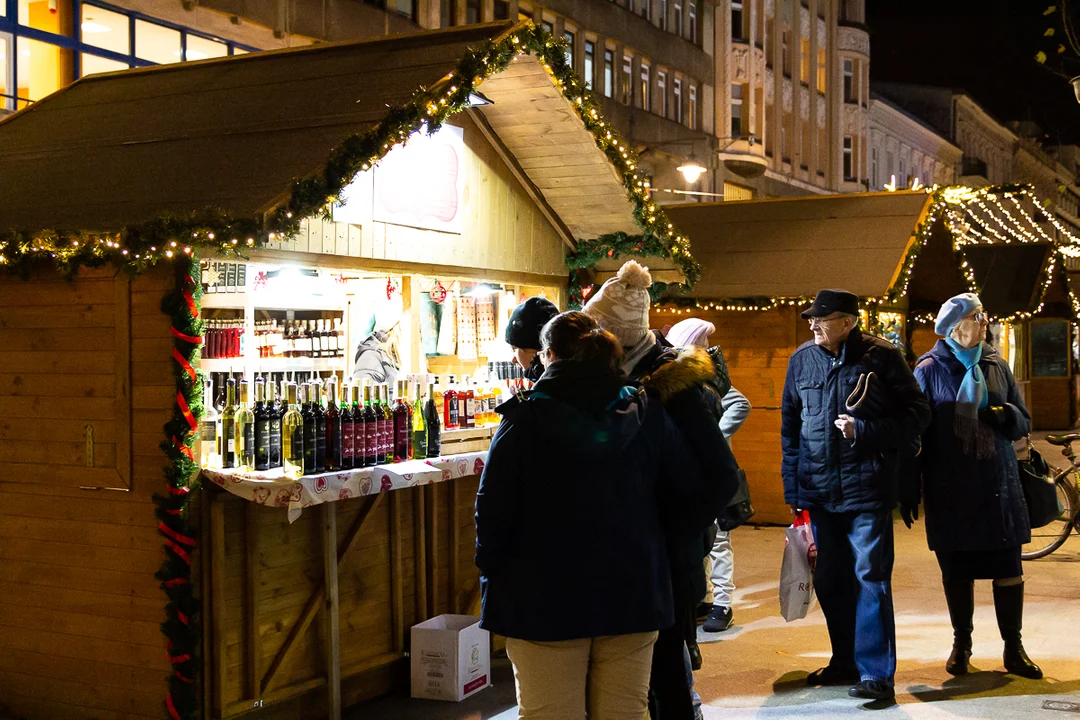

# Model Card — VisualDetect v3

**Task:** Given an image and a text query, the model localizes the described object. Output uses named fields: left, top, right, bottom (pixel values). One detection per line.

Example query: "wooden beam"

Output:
left=425, top=484, right=439, bottom=617
left=200, top=487, right=214, bottom=716
left=467, top=107, right=578, bottom=251
left=260, top=494, right=384, bottom=695
left=210, top=495, right=227, bottom=717
left=414, top=486, right=428, bottom=624
left=323, top=504, right=342, bottom=720
left=449, top=479, right=460, bottom=614
left=390, top=490, right=404, bottom=652
left=243, top=502, right=261, bottom=702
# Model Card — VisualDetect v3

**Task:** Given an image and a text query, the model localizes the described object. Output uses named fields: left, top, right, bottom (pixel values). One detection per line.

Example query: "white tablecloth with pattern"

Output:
left=200, top=452, right=488, bottom=523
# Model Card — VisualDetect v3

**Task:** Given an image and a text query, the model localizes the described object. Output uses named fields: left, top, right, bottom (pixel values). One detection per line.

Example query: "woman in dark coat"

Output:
left=475, top=311, right=703, bottom=719
left=905, top=293, right=1041, bottom=679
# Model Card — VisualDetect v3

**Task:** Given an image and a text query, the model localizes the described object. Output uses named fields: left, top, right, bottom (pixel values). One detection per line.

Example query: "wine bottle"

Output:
left=236, top=380, right=256, bottom=471
left=199, top=377, right=221, bottom=469
left=281, top=383, right=304, bottom=478
left=221, top=378, right=237, bottom=469
left=462, top=375, right=475, bottom=429
left=373, top=384, right=388, bottom=464
left=326, top=381, right=342, bottom=471
left=362, top=384, right=379, bottom=467
left=341, top=384, right=355, bottom=470
left=254, top=378, right=270, bottom=471
left=412, top=381, right=427, bottom=460
left=425, top=382, right=442, bottom=458
left=393, top=380, right=411, bottom=463
left=301, top=383, right=318, bottom=475
left=444, top=374, right=459, bottom=430
left=268, top=380, right=283, bottom=468
left=313, top=380, right=327, bottom=473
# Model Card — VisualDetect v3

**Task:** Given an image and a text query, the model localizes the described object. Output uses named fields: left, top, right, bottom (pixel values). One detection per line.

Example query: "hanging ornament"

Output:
left=430, top=280, right=447, bottom=304
left=253, top=271, right=268, bottom=291
left=386, top=277, right=398, bottom=300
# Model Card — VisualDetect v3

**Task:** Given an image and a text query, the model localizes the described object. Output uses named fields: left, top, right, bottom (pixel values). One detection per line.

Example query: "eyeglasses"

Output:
left=808, top=315, right=847, bottom=328
left=962, top=312, right=988, bottom=324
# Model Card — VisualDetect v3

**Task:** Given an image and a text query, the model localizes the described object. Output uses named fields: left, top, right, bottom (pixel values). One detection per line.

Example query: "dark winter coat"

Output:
left=523, top=353, right=546, bottom=382
left=781, top=330, right=931, bottom=513
left=907, top=340, right=1031, bottom=552
left=474, top=359, right=703, bottom=642
left=629, top=332, right=742, bottom=604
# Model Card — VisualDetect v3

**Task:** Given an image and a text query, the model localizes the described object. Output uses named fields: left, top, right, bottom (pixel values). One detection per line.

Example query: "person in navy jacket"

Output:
left=781, top=289, right=930, bottom=702
left=475, top=311, right=703, bottom=720
left=901, top=293, right=1042, bottom=679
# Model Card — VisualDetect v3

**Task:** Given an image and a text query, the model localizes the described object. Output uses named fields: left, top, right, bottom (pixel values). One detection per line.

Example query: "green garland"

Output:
left=156, top=258, right=204, bottom=720
left=566, top=231, right=701, bottom=308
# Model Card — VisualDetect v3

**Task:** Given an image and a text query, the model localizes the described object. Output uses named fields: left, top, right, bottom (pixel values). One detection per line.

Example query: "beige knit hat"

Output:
left=582, top=260, right=653, bottom=347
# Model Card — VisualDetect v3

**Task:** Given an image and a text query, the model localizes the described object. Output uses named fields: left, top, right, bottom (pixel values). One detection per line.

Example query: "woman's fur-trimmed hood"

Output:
left=640, top=346, right=717, bottom=402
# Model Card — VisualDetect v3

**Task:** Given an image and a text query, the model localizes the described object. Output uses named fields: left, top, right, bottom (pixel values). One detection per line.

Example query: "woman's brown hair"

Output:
left=540, top=311, right=624, bottom=370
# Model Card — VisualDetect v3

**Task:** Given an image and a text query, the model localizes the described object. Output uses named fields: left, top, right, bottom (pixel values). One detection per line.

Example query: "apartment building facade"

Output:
left=866, top=94, right=960, bottom=191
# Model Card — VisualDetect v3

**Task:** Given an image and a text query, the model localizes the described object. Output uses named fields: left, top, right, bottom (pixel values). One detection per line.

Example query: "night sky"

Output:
left=867, top=0, right=1080, bottom=144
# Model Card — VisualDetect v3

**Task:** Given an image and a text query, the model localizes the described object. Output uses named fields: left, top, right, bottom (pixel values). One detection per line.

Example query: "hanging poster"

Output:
left=1031, top=320, right=1070, bottom=378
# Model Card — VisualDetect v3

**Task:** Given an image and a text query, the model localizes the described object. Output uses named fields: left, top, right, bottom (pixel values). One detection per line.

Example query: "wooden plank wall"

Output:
left=654, top=307, right=801, bottom=525
left=262, top=114, right=567, bottom=281
left=0, top=264, right=175, bottom=720
left=208, top=474, right=482, bottom=718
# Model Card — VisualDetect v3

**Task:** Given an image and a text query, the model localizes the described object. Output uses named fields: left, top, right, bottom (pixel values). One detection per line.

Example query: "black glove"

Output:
left=899, top=502, right=919, bottom=529
left=978, top=405, right=1007, bottom=429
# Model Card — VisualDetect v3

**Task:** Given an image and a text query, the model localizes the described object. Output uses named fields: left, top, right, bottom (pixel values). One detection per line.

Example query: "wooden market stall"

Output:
left=657, top=191, right=969, bottom=524
left=0, top=21, right=683, bottom=720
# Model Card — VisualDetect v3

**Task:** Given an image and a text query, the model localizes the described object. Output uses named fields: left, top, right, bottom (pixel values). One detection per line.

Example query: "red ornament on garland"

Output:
left=386, top=277, right=398, bottom=300
left=429, top=280, right=447, bottom=304
left=253, top=271, right=268, bottom=291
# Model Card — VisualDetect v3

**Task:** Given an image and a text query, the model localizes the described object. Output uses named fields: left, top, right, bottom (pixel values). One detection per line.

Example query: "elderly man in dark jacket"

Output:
left=781, top=289, right=930, bottom=702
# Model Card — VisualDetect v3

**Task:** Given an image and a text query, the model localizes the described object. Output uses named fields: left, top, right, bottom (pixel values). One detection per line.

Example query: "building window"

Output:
left=730, top=83, right=743, bottom=136
left=782, top=31, right=791, bottom=76
left=441, top=0, right=452, bottom=26
left=900, top=159, right=907, bottom=185
left=81, top=52, right=127, bottom=76
left=674, top=0, right=683, bottom=36
left=657, top=69, right=667, bottom=117
left=800, top=38, right=810, bottom=84
left=541, top=20, right=553, bottom=34
left=871, top=146, right=879, bottom=187
left=688, top=83, right=697, bottom=129
left=639, top=61, right=650, bottom=110
left=781, top=123, right=789, bottom=160
left=818, top=126, right=827, bottom=173
left=639, top=0, right=650, bottom=20
left=466, top=0, right=481, bottom=23
left=494, top=0, right=510, bottom=20
left=724, top=182, right=754, bottom=201
left=15, top=37, right=67, bottom=108
left=0, top=34, right=11, bottom=111
left=659, top=0, right=668, bottom=30
left=816, top=47, right=826, bottom=94
left=80, top=5, right=129, bottom=55
left=564, top=30, right=575, bottom=69
left=843, top=137, right=854, bottom=180
left=135, top=20, right=181, bottom=65
left=764, top=17, right=773, bottom=61
left=621, top=54, right=631, bottom=104
left=689, top=1, right=697, bottom=41
left=603, top=48, right=614, bottom=98
left=584, top=40, right=595, bottom=89
left=764, top=102, right=774, bottom=155
left=731, top=0, right=744, bottom=41
left=393, top=0, right=416, bottom=19
left=674, top=76, right=682, bottom=124
left=843, top=57, right=854, bottom=103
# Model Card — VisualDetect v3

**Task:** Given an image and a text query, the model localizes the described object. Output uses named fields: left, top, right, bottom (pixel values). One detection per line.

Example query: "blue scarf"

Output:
left=944, top=338, right=994, bottom=458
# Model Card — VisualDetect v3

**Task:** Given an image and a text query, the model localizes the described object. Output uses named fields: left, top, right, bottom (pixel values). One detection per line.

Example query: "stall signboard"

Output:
left=1031, top=320, right=1070, bottom=378
left=334, top=124, right=466, bottom=234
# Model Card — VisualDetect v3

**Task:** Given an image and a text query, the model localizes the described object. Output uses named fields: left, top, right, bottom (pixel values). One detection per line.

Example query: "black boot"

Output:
left=993, top=582, right=1043, bottom=680
left=942, top=580, right=974, bottom=675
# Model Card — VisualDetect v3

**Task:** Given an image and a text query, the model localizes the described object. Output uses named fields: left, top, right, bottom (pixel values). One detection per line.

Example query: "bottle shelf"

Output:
left=200, top=357, right=346, bottom=373
left=200, top=292, right=344, bottom=314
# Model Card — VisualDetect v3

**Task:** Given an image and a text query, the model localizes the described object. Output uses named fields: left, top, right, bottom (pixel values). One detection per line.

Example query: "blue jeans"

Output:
left=683, top=643, right=703, bottom=720
left=809, top=509, right=896, bottom=685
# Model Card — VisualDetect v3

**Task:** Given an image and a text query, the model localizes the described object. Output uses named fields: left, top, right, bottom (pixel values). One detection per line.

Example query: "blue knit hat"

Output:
left=934, top=292, right=983, bottom=337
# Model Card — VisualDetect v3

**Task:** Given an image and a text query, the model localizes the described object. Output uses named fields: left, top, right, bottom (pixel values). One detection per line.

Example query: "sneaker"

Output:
left=806, top=664, right=860, bottom=686
left=702, top=605, right=734, bottom=633
left=848, top=680, right=895, bottom=701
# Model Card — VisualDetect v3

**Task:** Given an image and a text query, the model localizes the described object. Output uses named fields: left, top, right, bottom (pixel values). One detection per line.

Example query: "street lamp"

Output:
left=676, top=156, right=707, bottom=184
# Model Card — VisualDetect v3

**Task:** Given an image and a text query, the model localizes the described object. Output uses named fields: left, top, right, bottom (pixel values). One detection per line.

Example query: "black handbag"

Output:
left=718, top=467, right=755, bottom=531
left=1018, top=446, right=1063, bottom=529
left=845, top=371, right=890, bottom=419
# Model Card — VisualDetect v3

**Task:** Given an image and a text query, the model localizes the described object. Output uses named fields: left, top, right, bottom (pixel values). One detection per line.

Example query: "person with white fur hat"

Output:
left=584, top=260, right=741, bottom=720
left=903, top=293, right=1042, bottom=679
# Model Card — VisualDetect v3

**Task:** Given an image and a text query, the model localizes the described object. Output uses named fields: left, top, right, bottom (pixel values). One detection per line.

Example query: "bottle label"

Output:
left=200, top=419, right=216, bottom=442
left=270, top=419, right=282, bottom=464
left=365, top=421, right=379, bottom=463
left=412, top=430, right=427, bottom=460
left=465, top=398, right=474, bottom=419
left=243, top=424, right=255, bottom=460
left=256, top=421, right=270, bottom=461
left=287, top=425, right=303, bottom=464
left=303, top=420, right=317, bottom=472
left=394, top=414, right=409, bottom=462
left=448, top=400, right=459, bottom=428
left=343, top=421, right=355, bottom=459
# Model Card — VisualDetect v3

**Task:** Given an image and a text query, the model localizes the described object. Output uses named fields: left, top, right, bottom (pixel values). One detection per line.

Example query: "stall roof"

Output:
left=0, top=22, right=638, bottom=240
left=962, top=244, right=1052, bottom=317
left=663, top=191, right=934, bottom=299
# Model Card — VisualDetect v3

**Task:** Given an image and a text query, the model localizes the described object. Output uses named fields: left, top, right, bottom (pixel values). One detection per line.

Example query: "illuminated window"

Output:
left=186, top=35, right=227, bottom=61
left=730, top=83, right=742, bottom=136
left=563, top=30, right=575, bottom=69
left=80, top=5, right=129, bottom=55
left=816, top=47, right=825, bottom=93
left=800, top=38, right=810, bottom=84
left=81, top=52, right=127, bottom=76
left=0, top=34, right=11, bottom=111
left=657, top=69, right=667, bottom=116
left=639, top=61, right=650, bottom=110
left=621, top=53, right=631, bottom=104
left=584, top=40, right=594, bottom=89
left=688, top=83, right=697, bottom=129
left=135, top=20, right=181, bottom=65
left=603, top=49, right=614, bottom=97
left=724, top=182, right=753, bottom=201
left=673, top=76, right=682, bottom=123
left=19, top=0, right=72, bottom=34
left=541, top=20, right=553, bottom=34
left=16, top=36, right=67, bottom=108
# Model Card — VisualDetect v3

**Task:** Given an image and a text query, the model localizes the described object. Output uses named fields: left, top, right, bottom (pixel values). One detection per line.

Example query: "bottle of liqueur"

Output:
left=341, top=385, right=356, bottom=470
left=362, top=384, right=380, bottom=467
left=350, top=384, right=363, bottom=468
left=254, top=378, right=271, bottom=471
left=461, top=375, right=475, bottom=430
left=313, top=380, right=327, bottom=473
left=393, top=380, right=411, bottom=463
left=374, top=384, right=390, bottom=464
left=281, top=383, right=304, bottom=479
left=301, top=383, right=318, bottom=476
left=220, top=377, right=237, bottom=469
left=443, top=374, right=459, bottom=430
left=199, top=377, right=221, bottom=469
left=236, top=380, right=256, bottom=471
left=319, top=319, right=330, bottom=359
left=411, top=381, right=427, bottom=460
left=425, top=382, right=442, bottom=458
left=268, top=380, right=283, bottom=469
left=489, top=380, right=503, bottom=427
left=326, top=381, right=342, bottom=471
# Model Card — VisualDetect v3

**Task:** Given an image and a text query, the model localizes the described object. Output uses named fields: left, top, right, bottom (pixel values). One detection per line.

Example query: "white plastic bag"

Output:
left=779, top=510, right=817, bottom=622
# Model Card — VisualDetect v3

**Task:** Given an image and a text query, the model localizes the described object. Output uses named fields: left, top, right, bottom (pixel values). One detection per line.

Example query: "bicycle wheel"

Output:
left=1022, top=478, right=1075, bottom=560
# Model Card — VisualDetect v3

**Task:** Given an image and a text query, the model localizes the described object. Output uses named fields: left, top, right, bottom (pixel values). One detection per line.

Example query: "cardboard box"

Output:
left=410, top=614, right=490, bottom=702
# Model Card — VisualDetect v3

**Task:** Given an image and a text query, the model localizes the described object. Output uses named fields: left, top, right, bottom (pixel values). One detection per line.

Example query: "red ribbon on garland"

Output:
left=176, top=392, right=199, bottom=432
left=166, top=693, right=182, bottom=720
left=171, top=434, right=194, bottom=461
left=168, top=485, right=191, bottom=497
left=170, top=326, right=203, bottom=345
left=182, top=274, right=199, bottom=319
left=171, top=349, right=197, bottom=383
left=175, top=671, right=194, bottom=685
left=163, top=577, right=188, bottom=588
left=165, top=539, right=192, bottom=565
left=177, top=610, right=189, bottom=625
left=159, top=521, right=197, bottom=547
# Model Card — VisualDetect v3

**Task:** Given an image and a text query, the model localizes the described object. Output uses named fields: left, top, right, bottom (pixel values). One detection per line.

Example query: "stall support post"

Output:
left=244, top=503, right=262, bottom=704
left=413, top=486, right=428, bottom=623
left=449, top=479, right=460, bottom=614
left=425, top=483, right=439, bottom=617
left=323, top=503, right=342, bottom=720
left=210, top=495, right=228, bottom=718
left=390, top=490, right=405, bottom=652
